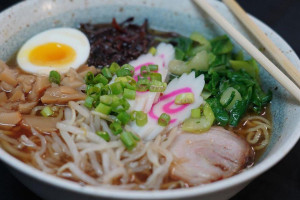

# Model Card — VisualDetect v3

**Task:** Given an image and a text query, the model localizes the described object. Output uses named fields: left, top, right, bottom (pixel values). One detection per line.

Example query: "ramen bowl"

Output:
left=0, top=0, right=299, bottom=200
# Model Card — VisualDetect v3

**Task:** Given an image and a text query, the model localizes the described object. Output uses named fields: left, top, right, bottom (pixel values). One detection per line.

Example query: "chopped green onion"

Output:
left=117, top=111, right=131, bottom=125
left=85, top=72, right=94, bottom=85
left=120, top=131, right=138, bottom=150
left=87, top=84, right=102, bottom=95
left=123, top=88, right=136, bottom=100
left=115, top=77, right=129, bottom=83
left=137, top=78, right=150, bottom=92
left=109, top=62, right=121, bottom=74
left=101, top=68, right=112, bottom=79
left=100, top=95, right=114, bottom=105
left=124, top=82, right=136, bottom=90
left=116, top=68, right=132, bottom=77
left=182, top=103, right=215, bottom=133
left=150, top=73, right=162, bottom=82
left=110, top=121, right=123, bottom=135
left=191, top=108, right=201, bottom=118
left=116, top=64, right=135, bottom=77
left=96, top=131, right=110, bottom=142
left=101, top=85, right=111, bottom=95
left=148, top=47, right=157, bottom=55
left=111, top=98, right=130, bottom=113
left=110, top=82, right=123, bottom=95
left=130, top=132, right=140, bottom=141
left=149, top=80, right=167, bottom=92
left=121, top=64, right=135, bottom=74
left=136, top=111, right=148, bottom=127
left=95, top=103, right=111, bottom=115
left=130, top=111, right=137, bottom=121
left=175, top=93, right=194, bottom=105
left=41, top=106, right=53, bottom=117
left=49, top=70, right=61, bottom=84
left=84, top=96, right=94, bottom=109
left=140, top=66, right=150, bottom=77
left=148, top=64, right=158, bottom=71
left=93, top=74, right=108, bottom=85
left=158, top=113, right=171, bottom=126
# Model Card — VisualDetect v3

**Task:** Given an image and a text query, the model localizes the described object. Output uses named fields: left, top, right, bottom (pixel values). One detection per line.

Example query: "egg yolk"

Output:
left=29, top=42, right=76, bottom=67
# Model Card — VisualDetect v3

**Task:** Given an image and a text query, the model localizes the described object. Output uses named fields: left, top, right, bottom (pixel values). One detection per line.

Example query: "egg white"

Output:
left=17, top=27, right=90, bottom=75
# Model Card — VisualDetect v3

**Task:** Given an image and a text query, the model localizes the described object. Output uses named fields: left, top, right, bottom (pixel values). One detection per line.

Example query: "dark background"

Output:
left=0, top=0, right=299, bottom=199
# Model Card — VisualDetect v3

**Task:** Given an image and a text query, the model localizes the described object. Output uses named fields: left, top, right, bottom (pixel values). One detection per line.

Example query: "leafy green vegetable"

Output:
left=170, top=33, right=272, bottom=127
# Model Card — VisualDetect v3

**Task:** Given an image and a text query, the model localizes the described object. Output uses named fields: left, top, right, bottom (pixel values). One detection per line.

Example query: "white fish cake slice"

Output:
left=131, top=71, right=205, bottom=140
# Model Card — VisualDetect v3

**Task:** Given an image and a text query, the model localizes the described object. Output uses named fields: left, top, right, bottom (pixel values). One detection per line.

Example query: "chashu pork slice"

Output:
left=169, top=126, right=254, bottom=185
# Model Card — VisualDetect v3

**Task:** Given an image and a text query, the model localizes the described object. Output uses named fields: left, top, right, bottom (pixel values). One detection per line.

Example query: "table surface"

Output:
left=0, top=0, right=299, bottom=199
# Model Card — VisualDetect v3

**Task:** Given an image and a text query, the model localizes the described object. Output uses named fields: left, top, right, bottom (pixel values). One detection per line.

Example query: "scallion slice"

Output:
left=84, top=96, right=94, bottom=109
left=136, top=111, right=148, bottom=127
left=136, top=78, right=150, bottom=92
left=100, top=95, right=113, bottom=105
left=158, top=113, right=171, bottom=126
left=96, top=131, right=110, bottom=142
left=148, top=64, right=158, bottom=71
left=191, top=108, right=201, bottom=118
left=110, top=82, right=123, bottom=95
left=49, top=70, right=61, bottom=85
left=101, top=68, right=112, bottom=79
left=175, top=93, right=195, bottom=105
left=41, top=106, right=53, bottom=117
left=110, top=121, right=123, bottom=135
left=93, top=74, right=108, bottom=85
left=123, top=88, right=136, bottom=100
left=150, top=72, right=162, bottom=82
left=109, top=62, right=121, bottom=74
left=95, top=103, right=111, bottom=115
left=117, top=111, right=131, bottom=125
left=149, top=80, right=167, bottom=92
left=120, top=131, right=138, bottom=150
left=148, top=47, right=157, bottom=56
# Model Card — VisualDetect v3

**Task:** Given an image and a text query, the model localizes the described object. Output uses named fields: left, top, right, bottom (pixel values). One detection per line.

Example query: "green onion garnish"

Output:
left=191, top=108, right=201, bottom=118
left=101, top=68, right=112, bottom=79
left=148, top=47, right=157, bottom=56
left=95, top=103, right=111, bottom=115
left=84, top=96, right=94, bottom=109
left=120, top=131, right=138, bottom=150
left=116, top=64, right=135, bottom=77
left=111, top=98, right=130, bottom=113
left=123, top=88, right=136, bottom=100
left=84, top=71, right=94, bottom=85
left=86, top=84, right=102, bottom=95
left=93, top=74, right=108, bottom=85
left=149, top=80, right=167, bottom=92
left=110, top=121, right=123, bottom=135
left=117, top=111, right=131, bottom=125
left=116, top=68, right=132, bottom=77
left=136, top=111, right=148, bottom=127
left=175, top=93, right=195, bottom=105
left=158, top=113, right=171, bottom=126
left=150, top=72, right=162, bottom=82
left=100, top=95, right=113, bottom=105
left=96, top=131, right=110, bottom=142
left=109, top=62, right=121, bottom=74
left=49, top=70, right=61, bottom=85
left=148, top=64, right=158, bottom=71
left=41, top=106, right=53, bottom=117
left=140, top=66, right=150, bottom=77
left=110, top=82, right=123, bottom=95
left=137, top=78, right=150, bottom=92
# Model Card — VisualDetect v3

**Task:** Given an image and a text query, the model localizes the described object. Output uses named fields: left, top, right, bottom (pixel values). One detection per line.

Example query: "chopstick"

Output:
left=223, top=0, right=300, bottom=88
left=193, top=0, right=300, bottom=103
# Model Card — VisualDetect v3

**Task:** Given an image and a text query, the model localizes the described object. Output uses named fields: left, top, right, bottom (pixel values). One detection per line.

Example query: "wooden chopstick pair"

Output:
left=193, top=0, right=300, bottom=102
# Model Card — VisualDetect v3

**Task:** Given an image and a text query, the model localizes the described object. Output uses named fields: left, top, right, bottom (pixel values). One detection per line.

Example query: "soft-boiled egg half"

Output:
left=17, top=27, right=90, bottom=75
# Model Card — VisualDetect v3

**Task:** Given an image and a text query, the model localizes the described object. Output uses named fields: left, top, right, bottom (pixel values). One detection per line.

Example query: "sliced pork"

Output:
left=169, top=126, right=254, bottom=185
